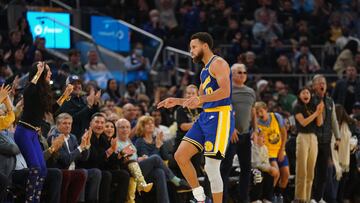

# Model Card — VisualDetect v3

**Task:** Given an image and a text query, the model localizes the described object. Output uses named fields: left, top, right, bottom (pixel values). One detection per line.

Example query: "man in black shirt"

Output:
left=81, top=113, right=130, bottom=203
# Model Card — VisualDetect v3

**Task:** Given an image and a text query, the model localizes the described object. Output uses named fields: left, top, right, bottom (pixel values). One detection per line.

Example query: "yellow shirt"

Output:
left=0, top=111, right=15, bottom=130
left=258, top=113, right=283, bottom=158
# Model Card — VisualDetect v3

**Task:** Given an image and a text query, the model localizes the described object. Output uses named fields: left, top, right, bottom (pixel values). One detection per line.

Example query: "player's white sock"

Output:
left=192, top=186, right=206, bottom=201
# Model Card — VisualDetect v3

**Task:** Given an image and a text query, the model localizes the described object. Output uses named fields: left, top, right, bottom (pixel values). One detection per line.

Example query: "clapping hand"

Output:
left=111, top=138, right=118, bottom=152
left=122, top=144, right=136, bottom=156
left=94, top=90, right=101, bottom=105
left=155, top=131, right=164, bottom=148
left=0, top=84, right=11, bottom=103
left=316, top=101, right=324, bottom=115
left=11, top=75, right=19, bottom=96
left=51, top=134, right=65, bottom=152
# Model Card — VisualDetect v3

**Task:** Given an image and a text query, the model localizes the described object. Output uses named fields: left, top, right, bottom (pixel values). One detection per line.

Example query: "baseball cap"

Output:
left=66, top=75, right=81, bottom=85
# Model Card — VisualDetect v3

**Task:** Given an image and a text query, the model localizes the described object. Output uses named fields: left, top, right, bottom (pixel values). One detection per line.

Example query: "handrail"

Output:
left=163, top=46, right=195, bottom=75
left=162, top=45, right=343, bottom=88
left=39, top=16, right=93, bottom=40
left=49, top=0, right=73, bottom=11
left=218, top=43, right=329, bottom=49
left=46, top=49, right=68, bottom=61
left=165, top=46, right=191, bottom=57
left=116, top=19, right=164, bottom=69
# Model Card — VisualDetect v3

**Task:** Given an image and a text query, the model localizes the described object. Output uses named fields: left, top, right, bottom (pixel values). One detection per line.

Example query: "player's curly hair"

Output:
left=191, top=32, right=214, bottom=49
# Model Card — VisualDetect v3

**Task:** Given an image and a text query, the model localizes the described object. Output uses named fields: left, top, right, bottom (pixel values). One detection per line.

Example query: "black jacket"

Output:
left=80, top=133, right=123, bottom=170
left=313, top=95, right=340, bottom=144
left=56, top=95, right=99, bottom=140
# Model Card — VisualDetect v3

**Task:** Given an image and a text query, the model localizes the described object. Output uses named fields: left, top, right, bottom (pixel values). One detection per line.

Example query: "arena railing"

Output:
left=218, top=43, right=339, bottom=69
left=162, top=46, right=340, bottom=88
left=50, top=0, right=79, bottom=10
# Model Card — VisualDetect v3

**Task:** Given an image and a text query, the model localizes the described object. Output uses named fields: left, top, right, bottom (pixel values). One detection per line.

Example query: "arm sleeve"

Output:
left=331, top=102, right=341, bottom=139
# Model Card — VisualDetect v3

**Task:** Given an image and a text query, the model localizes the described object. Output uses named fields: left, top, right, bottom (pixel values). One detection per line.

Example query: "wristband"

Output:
left=33, top=74, right=39, bottom=81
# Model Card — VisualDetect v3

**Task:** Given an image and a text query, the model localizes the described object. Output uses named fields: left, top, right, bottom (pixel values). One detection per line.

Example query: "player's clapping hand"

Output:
left=182, top=96, right=200, bottom=109
left=157, top=97, right=178, bottom=109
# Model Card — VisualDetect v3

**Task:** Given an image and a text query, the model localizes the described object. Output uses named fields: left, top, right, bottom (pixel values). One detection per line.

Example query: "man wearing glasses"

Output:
left=220, top=63, right=257, bottom=203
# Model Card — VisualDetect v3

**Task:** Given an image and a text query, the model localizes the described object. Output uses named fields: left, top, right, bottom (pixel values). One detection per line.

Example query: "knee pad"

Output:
left=204, top=157, right=223, bottom=193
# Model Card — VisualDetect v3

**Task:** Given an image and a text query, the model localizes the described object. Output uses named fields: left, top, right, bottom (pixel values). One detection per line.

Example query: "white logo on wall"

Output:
left=33, top=24, right=63, bottom=35
left=34, top=25, right=43, bottom=35
left=98, top=20, right=125, bottom=40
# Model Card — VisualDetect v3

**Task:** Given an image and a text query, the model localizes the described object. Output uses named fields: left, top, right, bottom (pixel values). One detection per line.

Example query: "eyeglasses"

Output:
left=235, top=71, right=247, bottom=74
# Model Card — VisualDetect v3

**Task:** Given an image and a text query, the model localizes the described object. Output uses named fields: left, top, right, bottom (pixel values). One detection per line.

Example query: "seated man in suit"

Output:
left=48, top=113, right=101, bottom=203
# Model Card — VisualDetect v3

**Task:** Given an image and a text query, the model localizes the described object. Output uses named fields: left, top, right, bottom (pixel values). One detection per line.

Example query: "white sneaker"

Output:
left=319, top=199, right=326, bottom=203
left=310, top=199, right=317, bottom=203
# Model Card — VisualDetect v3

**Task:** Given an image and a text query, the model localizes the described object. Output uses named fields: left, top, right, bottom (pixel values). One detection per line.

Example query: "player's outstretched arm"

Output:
left=157, top=97, right=187, bottom=109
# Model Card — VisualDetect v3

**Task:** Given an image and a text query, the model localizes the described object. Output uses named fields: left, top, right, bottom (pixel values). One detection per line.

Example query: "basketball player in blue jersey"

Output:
left=158, top=32, right=235, bottom=203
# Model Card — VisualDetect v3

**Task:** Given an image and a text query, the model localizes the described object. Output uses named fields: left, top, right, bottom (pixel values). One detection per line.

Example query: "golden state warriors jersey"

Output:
left=200, top=55, right=232, bottom=109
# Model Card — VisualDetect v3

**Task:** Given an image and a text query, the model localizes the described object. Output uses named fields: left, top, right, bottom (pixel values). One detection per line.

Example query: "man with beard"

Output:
left=157, top=32, right=234, bottom=203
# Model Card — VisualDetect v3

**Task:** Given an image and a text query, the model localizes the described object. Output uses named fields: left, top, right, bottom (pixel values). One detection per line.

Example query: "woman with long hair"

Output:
left=104, top=119, right=116, bottom=141
left=293, top=87, right=324, bottom=203
left=134, top=116, right=189, bottom=187
left=101, top=79, right=121, bottom=105
left=14, top=61, right=72, bottom=203
left=331, top=104, right=357, bottom=202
